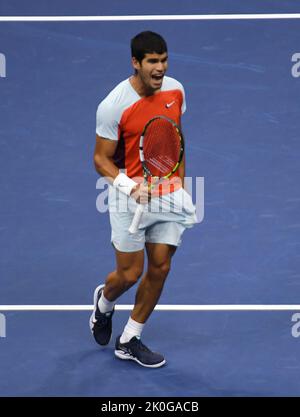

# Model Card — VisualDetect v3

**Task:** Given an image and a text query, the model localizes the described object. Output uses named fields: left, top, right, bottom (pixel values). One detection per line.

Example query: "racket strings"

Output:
left=143, top=119, right=181, bottom=177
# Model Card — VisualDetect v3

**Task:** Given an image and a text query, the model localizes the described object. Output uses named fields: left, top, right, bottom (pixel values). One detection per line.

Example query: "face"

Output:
left=132, top=52, right=168, bottom=92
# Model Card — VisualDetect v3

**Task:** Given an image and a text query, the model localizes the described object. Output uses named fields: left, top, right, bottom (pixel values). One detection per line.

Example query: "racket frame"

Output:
left=128, top=115, right=184, bottom=234
left=139, top=115, right=185, bottom=181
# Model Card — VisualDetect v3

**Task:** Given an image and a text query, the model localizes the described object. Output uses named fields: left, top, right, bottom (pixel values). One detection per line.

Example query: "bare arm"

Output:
left=178, top=153, right=185, bottom=188
left=94, top=135, right=120, bottom=183
left=94, top=135, right=149, bottom=201
left=178, top=121, right=185, bottom=188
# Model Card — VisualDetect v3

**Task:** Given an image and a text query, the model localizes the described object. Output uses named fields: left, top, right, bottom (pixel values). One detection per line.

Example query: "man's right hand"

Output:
left=130, top=183, right=152, bottom=204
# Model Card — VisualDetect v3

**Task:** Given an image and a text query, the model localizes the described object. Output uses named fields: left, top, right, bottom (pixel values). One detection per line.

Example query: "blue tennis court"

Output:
left=1, top=0, right=300, bottom=397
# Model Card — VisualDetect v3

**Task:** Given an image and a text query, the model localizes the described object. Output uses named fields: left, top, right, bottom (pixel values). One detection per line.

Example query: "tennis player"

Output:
left=90, top=31, right=197, bottom=368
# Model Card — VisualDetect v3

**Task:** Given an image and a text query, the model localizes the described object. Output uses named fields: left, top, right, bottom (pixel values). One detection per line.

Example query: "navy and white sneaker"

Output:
left=115, top=335, right=166, bottom=368
left=89, top=284, right=114, bottom=346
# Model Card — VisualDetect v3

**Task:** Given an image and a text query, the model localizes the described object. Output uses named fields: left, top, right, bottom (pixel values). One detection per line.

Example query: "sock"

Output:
left=98, top=290, right=115, bottom=314
left=120, top=317, right=145, bottom=344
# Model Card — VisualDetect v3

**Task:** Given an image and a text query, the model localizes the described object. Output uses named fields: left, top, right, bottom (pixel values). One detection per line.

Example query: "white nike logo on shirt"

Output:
left=165, top=100, right=175, bottom=108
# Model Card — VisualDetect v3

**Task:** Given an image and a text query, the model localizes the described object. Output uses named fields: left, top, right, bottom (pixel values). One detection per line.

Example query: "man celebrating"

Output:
left=90, top=31, right=196, bottom=368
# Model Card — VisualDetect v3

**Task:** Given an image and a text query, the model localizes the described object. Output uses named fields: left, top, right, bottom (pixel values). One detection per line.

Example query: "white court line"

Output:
left=0, top=305, right=300, bottom=311
left=1, top=14, right=300, bottom=22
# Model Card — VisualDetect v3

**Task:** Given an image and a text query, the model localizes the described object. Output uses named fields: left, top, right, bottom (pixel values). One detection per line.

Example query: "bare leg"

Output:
left=131, top=243, right=176, bottom=323
left=103, top=248, right=144, bottom=301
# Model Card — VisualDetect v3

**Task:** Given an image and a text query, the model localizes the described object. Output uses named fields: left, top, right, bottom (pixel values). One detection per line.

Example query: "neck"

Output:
left=130, top=74, right=159, bottom=97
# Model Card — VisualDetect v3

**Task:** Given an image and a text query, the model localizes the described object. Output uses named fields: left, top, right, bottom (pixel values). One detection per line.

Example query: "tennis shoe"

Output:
left=89, top=284, right=114, bottom=346
left=115, top=335, right=166, bottom=368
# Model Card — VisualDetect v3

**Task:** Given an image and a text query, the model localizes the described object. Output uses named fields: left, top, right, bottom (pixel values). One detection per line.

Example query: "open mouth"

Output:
left=151, top=74, right=164, bottom=81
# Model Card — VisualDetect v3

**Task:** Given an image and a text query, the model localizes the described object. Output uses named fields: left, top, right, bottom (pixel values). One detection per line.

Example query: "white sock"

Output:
left=98, top=291, right=115, bottom=314
left=120, top=317, right=145, bottom=344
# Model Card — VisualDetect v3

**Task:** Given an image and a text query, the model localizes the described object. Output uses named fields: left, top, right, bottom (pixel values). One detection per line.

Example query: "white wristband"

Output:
left=113, top=173, right=137, bottom=196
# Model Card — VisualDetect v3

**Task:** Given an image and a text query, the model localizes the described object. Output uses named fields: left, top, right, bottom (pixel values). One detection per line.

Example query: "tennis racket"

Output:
left=128, top=115, right=184, bottom=234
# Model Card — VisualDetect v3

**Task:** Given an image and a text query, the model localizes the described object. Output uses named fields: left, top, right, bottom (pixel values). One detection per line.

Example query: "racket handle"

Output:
left=128, top=204, right=144, bottom=234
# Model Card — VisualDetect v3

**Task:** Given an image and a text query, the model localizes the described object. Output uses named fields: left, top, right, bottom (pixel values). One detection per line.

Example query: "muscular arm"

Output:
left=94, top=135, right=120, bottom=183
left=94, top=135, right=148, bottom=200
left=178, top=153, right=185, bottom=188
left=178, top=121, right=185, bottom=188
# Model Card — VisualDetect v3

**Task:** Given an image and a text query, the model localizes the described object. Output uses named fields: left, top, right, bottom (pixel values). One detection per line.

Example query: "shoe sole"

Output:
left=90, top=284, right=113, bottom=345
left=114, top=349, right=166, bottom=368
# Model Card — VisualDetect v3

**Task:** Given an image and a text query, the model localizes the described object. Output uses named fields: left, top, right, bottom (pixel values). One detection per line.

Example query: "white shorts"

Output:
left=108, top=186, right=197, bottom=252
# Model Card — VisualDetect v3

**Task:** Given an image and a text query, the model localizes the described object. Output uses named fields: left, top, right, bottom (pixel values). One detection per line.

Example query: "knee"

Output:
left=149, top=260, right=171, bottom=279
left=119, top=265, right=143, bottom=288
left=160, top=261, right=171, bottom=277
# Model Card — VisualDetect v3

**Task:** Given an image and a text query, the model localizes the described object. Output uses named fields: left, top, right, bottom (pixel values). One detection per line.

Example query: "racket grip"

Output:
left=128, top=204, right=144, bottom=234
